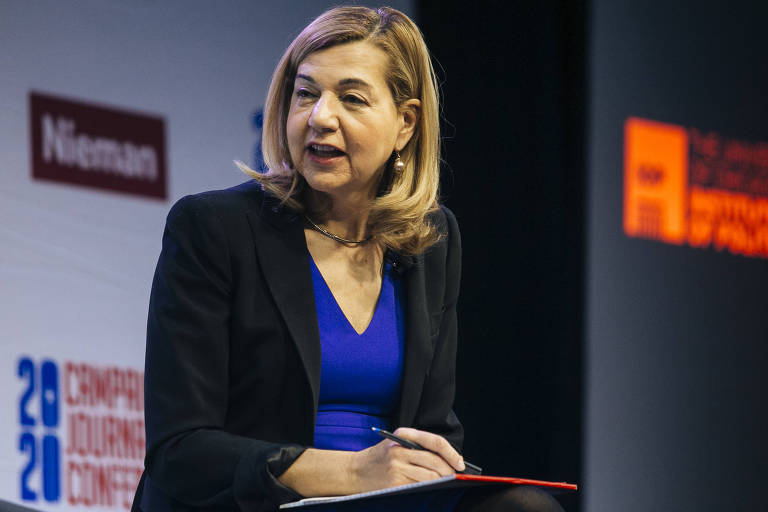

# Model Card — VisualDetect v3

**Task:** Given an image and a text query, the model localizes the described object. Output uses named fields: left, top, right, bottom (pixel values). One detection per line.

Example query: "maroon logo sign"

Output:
left=29, top=91, right=167, bottom=199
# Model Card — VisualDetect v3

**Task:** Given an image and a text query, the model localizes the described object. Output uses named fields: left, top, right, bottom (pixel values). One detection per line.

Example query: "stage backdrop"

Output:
left=585, top=1, right=768, bottom=511
left=0, top=2, right=411, bottom=511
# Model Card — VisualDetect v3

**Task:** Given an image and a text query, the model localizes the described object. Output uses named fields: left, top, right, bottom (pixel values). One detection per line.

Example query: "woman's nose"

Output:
left=308, top=94, right=339, bottom=132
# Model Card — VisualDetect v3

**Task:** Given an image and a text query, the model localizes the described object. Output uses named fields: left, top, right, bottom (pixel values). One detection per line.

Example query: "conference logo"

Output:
left=17, top=357, right=144, bottom=510
left=624, top=117, right=768, bottom=258
left=29, top=91, right=167, bottom=199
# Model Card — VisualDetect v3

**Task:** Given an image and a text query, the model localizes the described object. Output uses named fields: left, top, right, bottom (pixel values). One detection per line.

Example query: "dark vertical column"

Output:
left=417, top=2, right=586, bottom=510
left=586, top=1, right=768, bottom=510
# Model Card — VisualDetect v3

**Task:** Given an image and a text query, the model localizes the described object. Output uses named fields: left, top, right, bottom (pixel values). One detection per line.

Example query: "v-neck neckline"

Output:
left=309, top=254, right=387, bottom=336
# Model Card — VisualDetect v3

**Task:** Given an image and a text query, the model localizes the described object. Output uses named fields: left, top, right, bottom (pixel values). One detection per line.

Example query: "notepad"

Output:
left=280, top=474, right=577, bottom=509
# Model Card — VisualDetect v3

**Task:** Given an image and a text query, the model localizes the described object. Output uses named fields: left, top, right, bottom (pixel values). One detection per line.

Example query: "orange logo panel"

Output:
left=624, top=117, right=689, bottom=244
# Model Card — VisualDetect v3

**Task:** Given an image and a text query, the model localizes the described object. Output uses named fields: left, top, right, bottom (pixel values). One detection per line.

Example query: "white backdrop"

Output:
left=0, top=1, right=412, bottom=510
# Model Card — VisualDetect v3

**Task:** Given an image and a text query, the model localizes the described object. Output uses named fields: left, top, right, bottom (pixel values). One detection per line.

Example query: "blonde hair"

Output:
left=239, top=6, right=443, bottom=255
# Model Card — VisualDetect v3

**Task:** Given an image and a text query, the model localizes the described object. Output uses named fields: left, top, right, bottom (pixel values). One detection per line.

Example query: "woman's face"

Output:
left=286, top=41, right=415, bottom=204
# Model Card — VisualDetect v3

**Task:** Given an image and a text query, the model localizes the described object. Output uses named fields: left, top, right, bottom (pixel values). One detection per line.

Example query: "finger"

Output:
left=388, top=444, right=453, bottom=476
left=395, top=459, right=443, bottom=483
left=394, top=428, right=465, bottom=471
left=401, top=448, right=455, bottom=477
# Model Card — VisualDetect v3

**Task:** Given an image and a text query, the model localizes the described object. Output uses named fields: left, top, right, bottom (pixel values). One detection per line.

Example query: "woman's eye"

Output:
left=295, top=89, right=315, bottom=99
left=343, top=95, right=366, bottom=105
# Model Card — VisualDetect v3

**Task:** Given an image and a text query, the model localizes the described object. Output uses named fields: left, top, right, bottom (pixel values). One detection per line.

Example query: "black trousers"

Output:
left=455, top=486, right=566, bottom=512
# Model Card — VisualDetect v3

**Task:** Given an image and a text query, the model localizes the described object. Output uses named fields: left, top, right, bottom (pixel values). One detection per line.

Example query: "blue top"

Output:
left=308, top=255, right=466, bottom=511
left=310, top=255, right=404, bottom=451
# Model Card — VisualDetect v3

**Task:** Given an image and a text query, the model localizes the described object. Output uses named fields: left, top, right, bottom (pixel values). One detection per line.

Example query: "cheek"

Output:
left=286, top=117, right=305, bottom=154
left=367, top=127, right=397, bottom=161
left=286, top=113, right=301, bottom=140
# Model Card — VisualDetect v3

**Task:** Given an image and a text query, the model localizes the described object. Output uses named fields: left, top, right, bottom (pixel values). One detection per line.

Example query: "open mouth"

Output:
left=308, top=144, right=345, bottom=158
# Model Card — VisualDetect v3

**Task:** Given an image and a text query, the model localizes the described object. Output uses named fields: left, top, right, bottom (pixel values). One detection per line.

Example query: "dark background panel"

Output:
left=586, top=1, right=768, bottom=511
left=417, top=2, right=587, bottom=510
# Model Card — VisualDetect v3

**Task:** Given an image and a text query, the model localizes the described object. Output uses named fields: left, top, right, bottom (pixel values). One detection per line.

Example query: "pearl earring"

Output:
left=393, top=151, right=405, bottom=173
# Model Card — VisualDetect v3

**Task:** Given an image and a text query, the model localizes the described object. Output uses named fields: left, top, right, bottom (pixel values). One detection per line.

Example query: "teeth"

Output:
left=311, top=144, right=342, bottom=153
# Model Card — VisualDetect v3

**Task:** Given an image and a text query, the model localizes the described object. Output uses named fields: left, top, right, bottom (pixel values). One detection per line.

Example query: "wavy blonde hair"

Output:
left=239, top=6, right=442, bottom=255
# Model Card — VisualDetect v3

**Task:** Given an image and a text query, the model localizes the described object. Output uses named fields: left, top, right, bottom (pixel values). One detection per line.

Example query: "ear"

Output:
left=395, top=99, right=421, bottom=151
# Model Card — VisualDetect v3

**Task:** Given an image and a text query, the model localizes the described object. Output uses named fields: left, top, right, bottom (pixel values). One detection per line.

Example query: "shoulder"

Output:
left=426, top=204, right=461, bottom=255
left=159, top=181, right=274, bottom=255
left=421, top=205, right=461, bottom=273
left=437, top=205, right=459, bottom=243
left=162, top=181, right=303, bottom=259
left=167, top=180, right=266, bottom=222
left=164, top=179, right=302, bottom=235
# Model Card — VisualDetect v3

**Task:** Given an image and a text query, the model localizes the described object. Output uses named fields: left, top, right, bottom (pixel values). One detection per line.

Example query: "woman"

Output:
left=133, top=6, right=563, bottom=512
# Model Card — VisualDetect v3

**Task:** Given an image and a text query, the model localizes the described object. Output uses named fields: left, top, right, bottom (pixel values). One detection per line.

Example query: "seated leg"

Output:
left=455, top=485, right=566, bottom=512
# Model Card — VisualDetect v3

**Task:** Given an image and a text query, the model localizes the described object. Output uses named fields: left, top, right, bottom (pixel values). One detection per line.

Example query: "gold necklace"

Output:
left=304, top=215, right=372, bottom=244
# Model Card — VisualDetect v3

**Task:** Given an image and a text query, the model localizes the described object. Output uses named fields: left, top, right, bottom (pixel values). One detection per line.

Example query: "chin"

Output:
left=301, top=172, right=348, bottom=195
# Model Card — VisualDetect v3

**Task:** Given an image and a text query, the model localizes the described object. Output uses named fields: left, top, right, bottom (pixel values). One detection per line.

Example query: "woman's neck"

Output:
left=307, top=191, right=373, bottom=241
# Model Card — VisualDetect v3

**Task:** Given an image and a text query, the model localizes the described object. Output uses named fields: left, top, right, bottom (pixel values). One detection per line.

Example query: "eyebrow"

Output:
left=295, top=74, right=373, bottom=91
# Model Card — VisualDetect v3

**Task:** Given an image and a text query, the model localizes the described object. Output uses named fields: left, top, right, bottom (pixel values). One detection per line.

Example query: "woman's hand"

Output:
left=349, top=427, right=466, bottom=492
left=278, top=428, right=464, bottom=497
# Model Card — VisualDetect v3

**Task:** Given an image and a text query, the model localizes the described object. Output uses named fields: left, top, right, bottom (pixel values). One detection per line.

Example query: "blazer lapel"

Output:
left=396, top=253, right=434, bottom=427
left=246, top=204, right=321, bottom=421
left=243, top=194, right=434, bottom=428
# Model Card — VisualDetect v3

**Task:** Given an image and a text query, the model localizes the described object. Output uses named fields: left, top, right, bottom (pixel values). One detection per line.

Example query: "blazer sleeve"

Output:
left=411, top=206, right=465, bottom=452
left=143, top=194, right=305, bottom=511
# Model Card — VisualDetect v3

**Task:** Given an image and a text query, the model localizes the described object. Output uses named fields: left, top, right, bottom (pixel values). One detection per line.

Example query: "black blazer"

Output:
left=134, top=181, right=463, bottom=512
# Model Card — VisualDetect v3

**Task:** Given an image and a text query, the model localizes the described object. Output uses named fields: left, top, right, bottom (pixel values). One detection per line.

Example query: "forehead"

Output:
left=296, top=41, right=390, bottom=88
